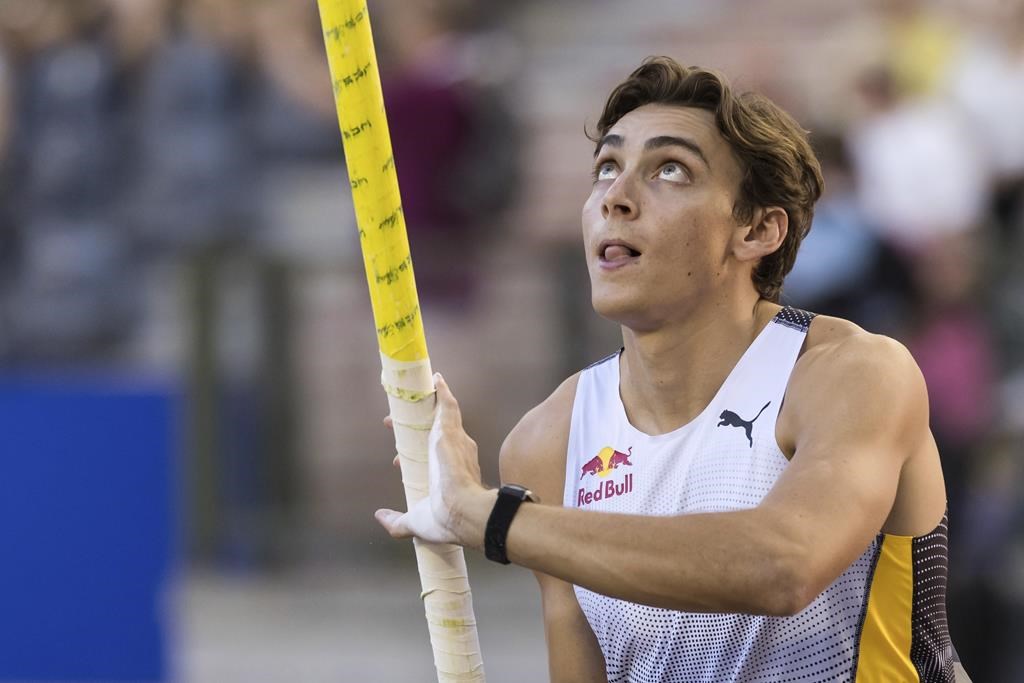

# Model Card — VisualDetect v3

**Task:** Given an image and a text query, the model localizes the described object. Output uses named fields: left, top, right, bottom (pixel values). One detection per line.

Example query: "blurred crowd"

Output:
left=0, top=0, right=1022, bottom=680
left=0, top=0, right=337, bottom=362
left=782, top=3, right=1024, bottom=678
left=0, top=0, right=517, bottom=363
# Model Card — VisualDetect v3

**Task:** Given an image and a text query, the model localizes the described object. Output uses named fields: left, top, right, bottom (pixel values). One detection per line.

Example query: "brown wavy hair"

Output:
left=591, top=57, right=824, bottom=302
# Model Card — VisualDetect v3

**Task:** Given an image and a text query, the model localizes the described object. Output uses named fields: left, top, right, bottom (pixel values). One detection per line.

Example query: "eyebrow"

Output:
left=594, top=133, right=710, bottom=169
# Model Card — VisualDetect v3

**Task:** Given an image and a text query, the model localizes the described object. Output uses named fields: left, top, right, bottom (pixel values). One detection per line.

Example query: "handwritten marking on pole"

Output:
left=382, top=155, right=395, bottom=173
left=342, top=119, right=373, bottom=140
left=375, top=255, right=412, bottom=286
left=377, top=306, right=420, bottom=339
left=322, top=6, right=367, bottom=43
left=377, top=206, right=403, bottom=231
left=350, top=176, right=369, bottom=190
left=334, top=61, right=373, bottom=94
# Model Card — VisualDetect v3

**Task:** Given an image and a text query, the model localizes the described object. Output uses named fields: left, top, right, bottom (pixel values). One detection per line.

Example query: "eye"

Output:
left=592, top=161, right=619, bottom=182
left=658, top=162, right=688, bottom=182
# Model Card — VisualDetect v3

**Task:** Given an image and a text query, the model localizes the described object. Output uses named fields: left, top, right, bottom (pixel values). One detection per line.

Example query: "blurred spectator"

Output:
left=126, top=0, right=253, bottom=251
left=904, top=230, right=1011, bottom=679
left=947, top=2, right=1024, bottom=241
left=0, top=28, right=16, bottom=307
left=880, top=0, right=961, bottom=99
left=954, top=432, right=1023, bottom=682
left=246, top=0, right=337, bottom=154
left=847, top=66, right=989, bottom=252
left=908, top=235, right=995, bottom=484
left=105, top=0, right=172, bottom=70
left=0, top=29, right=11, bottom=154
left=11, top=1, right=118, bottom=215
left=1, top=0, right=139, bottom=362
left=244, top=0, right=350, bottom=264
left=785, top=134, right=879, bottom=320
left=376, top=0, right=522, bottom=309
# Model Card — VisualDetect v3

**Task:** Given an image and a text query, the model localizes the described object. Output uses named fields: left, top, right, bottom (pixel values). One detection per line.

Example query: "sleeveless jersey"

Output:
left=563, top=307, right=955, bottom=682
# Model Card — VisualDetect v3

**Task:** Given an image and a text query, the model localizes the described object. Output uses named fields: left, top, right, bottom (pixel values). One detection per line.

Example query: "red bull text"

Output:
left=577, top=473, right=634, bottom=507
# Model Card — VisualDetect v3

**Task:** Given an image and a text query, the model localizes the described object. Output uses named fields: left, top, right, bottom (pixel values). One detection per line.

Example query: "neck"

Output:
left=619, top=294, right=779, bottom=435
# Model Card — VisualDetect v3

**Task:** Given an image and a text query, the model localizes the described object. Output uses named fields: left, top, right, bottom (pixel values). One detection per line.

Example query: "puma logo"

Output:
left=717, top=401, right=771, bottom=448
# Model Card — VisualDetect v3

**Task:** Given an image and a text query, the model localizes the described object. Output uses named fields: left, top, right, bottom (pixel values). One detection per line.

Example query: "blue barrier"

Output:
left=0, top=374, right=178, bottom=682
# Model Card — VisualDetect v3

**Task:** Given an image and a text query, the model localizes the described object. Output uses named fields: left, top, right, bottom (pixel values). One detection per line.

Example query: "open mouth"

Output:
left=598, top=240, right=642, bottom=264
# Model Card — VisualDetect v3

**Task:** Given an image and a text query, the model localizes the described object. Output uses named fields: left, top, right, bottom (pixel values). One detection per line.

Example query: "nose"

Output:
left=601, top=175, right=639, bottom=220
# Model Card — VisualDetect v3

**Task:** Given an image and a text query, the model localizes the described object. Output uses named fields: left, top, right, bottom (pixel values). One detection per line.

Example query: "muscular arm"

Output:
left=378, top=332, right=941, bottom=618
left=455, top=333, right=937, bottom=616
left=498, top=375, right=607, bottom=683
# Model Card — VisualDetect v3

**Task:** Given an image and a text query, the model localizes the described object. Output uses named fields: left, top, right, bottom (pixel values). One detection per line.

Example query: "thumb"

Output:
left=433, top=373, right=462, bottom=426
left=374, top=509, right=413, bottom=539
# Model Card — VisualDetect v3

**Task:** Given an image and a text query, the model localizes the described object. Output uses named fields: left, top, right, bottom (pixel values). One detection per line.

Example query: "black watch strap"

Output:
left=484, top=484, right=536, bottom=564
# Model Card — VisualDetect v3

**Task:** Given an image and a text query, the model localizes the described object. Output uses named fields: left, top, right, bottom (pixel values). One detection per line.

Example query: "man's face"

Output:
left=582, top=103, right=748, bottom=330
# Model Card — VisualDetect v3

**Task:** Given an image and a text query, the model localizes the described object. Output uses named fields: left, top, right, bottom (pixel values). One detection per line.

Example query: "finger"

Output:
left=374, top=509, right=413, bottom=539
left=383, top=415, right=393, bottom=429
left=392, top=453, right=400, bottom=467
left=433, top=373, right=462, bottom=427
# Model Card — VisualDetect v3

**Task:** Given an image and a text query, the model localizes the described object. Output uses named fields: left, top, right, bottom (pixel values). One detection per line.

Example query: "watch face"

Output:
left=503, top=484, right=538, bottom=503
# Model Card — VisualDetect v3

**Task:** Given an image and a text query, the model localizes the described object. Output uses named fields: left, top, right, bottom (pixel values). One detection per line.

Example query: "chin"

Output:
left=591, top=280, right=694, bottom=333
left=591, top=288, right=650, bottom=329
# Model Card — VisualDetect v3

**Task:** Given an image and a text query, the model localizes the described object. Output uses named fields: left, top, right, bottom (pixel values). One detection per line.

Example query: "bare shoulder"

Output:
left=797, top=314, right=921, bottom=381
left=499, top=372, right=580, bottom=506
left=779, top=314, right=929, bottom=453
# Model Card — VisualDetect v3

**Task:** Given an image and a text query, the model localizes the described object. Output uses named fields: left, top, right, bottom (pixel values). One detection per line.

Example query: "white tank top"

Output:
left=562, top=308, right=892, bottom=682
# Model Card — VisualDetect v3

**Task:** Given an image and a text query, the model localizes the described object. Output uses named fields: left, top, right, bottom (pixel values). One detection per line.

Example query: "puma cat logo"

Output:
left=717, top=401, right=771, bottom=448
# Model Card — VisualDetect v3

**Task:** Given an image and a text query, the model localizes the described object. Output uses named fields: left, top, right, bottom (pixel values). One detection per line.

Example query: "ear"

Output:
left=732, top=206, right=788, bottom=264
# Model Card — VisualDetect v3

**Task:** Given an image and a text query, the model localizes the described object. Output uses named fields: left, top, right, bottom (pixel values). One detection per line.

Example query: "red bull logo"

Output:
left=580, top=446, right=632, bottom=479
left=580, top=455, right=604, bottom=478
left=577, top=445, right=635, bottom=507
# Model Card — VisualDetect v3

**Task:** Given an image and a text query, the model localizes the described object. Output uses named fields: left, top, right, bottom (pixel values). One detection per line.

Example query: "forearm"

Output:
left=459, top=491, right=808, bottom=616
left=537, top=574, right=608, bottom=683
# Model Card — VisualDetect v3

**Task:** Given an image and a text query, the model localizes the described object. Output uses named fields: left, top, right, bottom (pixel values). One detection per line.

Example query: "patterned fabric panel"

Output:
left=911, top=515, right=955, bottom=682
left=577, top=540, right=880, bottom=682
left=774, top=306, right=816, bottom=333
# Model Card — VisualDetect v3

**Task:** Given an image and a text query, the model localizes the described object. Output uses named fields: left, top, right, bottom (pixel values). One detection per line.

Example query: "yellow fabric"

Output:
left=856, top=535, right=920, bottom=682
left=319, top=0, right=427, bottom=362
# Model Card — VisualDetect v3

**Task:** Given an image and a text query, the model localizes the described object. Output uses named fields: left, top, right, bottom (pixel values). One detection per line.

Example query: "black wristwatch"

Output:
left=484, top=484, right=538, bottom=564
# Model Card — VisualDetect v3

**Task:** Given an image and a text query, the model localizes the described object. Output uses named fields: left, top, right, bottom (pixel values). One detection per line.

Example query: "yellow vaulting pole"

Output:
left=316, top=2, right=486, bottom=681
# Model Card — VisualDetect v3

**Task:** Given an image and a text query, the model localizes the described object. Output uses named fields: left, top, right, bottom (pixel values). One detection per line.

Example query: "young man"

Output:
left=376, top=57, right=967, bottom=682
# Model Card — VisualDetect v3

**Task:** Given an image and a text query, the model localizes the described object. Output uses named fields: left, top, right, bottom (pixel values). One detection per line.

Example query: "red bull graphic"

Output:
left=580, top=455, right=604, bottom=479
left=607, top=446, right=632, bottom=470
left=577, top=473, right=633, bottom=507
left=580, top=446, right=632, bottom=479
left=577, top=445, right=636, bottom=507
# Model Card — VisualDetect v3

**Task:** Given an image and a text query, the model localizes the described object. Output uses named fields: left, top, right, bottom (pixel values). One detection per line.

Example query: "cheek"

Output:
left=656, top=215, right=700, bottom=255
left=582, top=189, right=603, bottom=217
left=651, top=220, right=722, bottom=278
left=581, top=192, right=603, bottom=236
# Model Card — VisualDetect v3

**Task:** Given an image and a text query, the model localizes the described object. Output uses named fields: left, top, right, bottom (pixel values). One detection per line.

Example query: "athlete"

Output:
left=375, top=57, right=968, bottom=682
